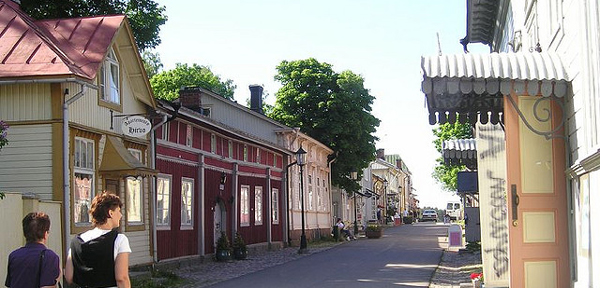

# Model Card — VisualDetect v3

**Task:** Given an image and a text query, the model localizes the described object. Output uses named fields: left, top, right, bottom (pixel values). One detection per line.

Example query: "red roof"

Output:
left=0, top=0, right=124, bottom=80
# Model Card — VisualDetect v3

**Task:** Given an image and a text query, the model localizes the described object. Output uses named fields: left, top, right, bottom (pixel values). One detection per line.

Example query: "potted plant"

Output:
left=365, top=221, right=383, bottom=238
left=470, top=272, right=483, bottom=288
left=232, top=231, right=248, bottom=260
left=215, top=232, right=231, bottom=261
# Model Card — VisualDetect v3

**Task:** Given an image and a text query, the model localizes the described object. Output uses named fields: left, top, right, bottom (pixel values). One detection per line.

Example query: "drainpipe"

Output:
left=285, top=160, right=297, bottom=247
left=327, top=156, right=336, bottom=226
left=62, top=84, right=88, bottom=258
left=150, top=111, right=168, bottom=262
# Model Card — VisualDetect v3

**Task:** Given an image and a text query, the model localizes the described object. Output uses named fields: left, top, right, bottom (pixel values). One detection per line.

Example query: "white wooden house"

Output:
left=421, top=0, right=600, bottom=286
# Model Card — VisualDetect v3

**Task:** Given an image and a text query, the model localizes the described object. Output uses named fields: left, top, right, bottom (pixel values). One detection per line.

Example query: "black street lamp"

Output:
left=296, top=146, right=308, bottom=254
left=350, top=171, right=359, bottom=236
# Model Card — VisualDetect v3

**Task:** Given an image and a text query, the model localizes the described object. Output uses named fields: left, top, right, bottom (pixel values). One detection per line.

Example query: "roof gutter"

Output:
left=0, top=77, right=95, bottom=89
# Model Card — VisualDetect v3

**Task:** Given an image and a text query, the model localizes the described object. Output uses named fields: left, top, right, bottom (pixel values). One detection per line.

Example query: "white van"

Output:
left=445, top=201, right=462, bottom=220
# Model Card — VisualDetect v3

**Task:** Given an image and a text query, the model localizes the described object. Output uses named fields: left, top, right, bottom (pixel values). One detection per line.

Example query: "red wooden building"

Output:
left=154, top=87, right=289, bottom=260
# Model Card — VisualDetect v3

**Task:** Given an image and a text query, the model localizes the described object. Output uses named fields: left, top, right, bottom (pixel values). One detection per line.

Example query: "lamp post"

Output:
left=296, top=146, right=308, bottom=254
left=350, top=171, right=359, bottom=236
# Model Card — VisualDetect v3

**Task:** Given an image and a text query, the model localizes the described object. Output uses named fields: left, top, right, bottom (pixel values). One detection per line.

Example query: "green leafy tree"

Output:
left=20, top=0, right=167, bottom=51
left=150, top=63, right=236, bottom=101
left=270, top=58, right=380, bottom=192
left=431, top=121, right=473, bottom=192
left=141, top=51, right=163, bottom=79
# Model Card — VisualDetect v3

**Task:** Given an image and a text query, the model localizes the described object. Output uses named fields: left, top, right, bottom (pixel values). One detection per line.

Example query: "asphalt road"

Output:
left=209, top=222, right=448, bottom=288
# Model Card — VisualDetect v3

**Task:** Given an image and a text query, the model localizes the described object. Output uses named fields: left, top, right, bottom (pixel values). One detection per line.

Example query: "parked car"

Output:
left=421, top=209, right=438, bottom=222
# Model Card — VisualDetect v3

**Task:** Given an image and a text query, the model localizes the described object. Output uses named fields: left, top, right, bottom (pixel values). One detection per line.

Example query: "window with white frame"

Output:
left=181, top=178, right=194, bottom=228
left=228, top=140, right=233, bottom=158
left=273, top=153, right=277, bottom=167
left=210, top=134, right=216, bottom=153
left=240, top=185, right=250, bottom=226
left=74, top=137, right=94, bottom=225
left=243, top=145, right=248, bottom=161
left=186, top=125, right=193, bottom=147
left=126, top=176, right=142, bottom=223
left=256, top=148, right=260, bottom=163
left=317, top=177, right=322, bottom=211
left=308, top=175, right=313, bottom=210
left=161, top=122, right=169, bottom=141
left=255, top=186, right=263, bottom=225
left=99, top=48, right=120, bottom=104
left=272, top=188, right=279, bottom=224
left=128, top=148, right=143, bottom=163
left=156, top=175, right=171, bottom=227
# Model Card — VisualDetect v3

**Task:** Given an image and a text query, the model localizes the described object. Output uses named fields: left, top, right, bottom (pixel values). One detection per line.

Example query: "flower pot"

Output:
left=365, top=229, right=383, bottom=239
left=233, top=248, right=248, bottom=260
left=215, top=249, right=231, bottom=261
left=472, top=279, right=482, bottom=288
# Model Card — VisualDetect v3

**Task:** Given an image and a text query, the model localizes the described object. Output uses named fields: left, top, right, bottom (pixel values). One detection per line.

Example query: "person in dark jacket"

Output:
left=65, top=192, right=131, bottom=288
left=5, top=212, right=61, bottom=288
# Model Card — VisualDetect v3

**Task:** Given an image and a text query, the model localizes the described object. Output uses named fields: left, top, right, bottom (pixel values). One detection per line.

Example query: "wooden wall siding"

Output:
left=201, top=96, right=282, bottom=144
left=204, top=169, right=233, bottom=254
left=177, top=122, right=187, bottom=145
left=193, top=126, right=202, bottom=149
left=0, top=124, right=54, bottom=199
left=155, top=159, right=199, bottom=260
left=202, top=130, right=211, bottom=152
left=65, top=77, right=147, bottom=134
left=0, top=83, right=52, bottom=121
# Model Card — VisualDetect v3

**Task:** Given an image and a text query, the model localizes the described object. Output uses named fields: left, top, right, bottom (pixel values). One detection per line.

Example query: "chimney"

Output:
left=376, top=148, right=385, bottom=160
left=179, top=87, right=202, bottom=111
left=396, top=159, right=402, bottom=169
left=249, top=85, right=263, bottom=114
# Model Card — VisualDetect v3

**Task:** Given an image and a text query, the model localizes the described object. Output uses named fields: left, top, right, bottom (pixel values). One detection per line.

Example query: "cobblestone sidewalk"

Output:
left=429, top=250, right=483, bottom=288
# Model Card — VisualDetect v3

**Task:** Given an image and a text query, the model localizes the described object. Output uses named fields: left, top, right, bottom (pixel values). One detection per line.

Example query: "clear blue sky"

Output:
left=153, top=0, right=487, bottom=209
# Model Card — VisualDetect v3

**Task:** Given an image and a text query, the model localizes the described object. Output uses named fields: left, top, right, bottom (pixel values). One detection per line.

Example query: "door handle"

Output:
left=511, top=184, right=519, bottom=227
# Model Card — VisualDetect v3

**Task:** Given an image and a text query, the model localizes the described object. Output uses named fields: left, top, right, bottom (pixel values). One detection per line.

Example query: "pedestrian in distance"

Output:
left=65, top=192, right=132, bottom=288
left=5, top=211, right=62, bottom=288
left=336, top=218, right=355, bottom=241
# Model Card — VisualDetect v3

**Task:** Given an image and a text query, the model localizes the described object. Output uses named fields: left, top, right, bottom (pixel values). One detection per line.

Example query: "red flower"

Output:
left=470, top=273, right=483, bottom=280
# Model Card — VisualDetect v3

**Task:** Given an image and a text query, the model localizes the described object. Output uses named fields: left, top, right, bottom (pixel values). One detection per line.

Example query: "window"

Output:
left=181, top=178, right=194, bottom=228
left=243, top=145, right=248, bottom=161
left=308, top=186, right=313, bottom=210
left=186, top=125, right=193, bottom=147
left=256, top=148, right=260, bottom=163
left=210, top=134, right=216, bottom=153
left=272, top=188, right=279, bottom=224
left=74, top=137, right=94, bottom=225
left=128, top=148, right=143, bottom=163
left=273, top=153, right=277, bottom=167
left=161, top=122, right=169, bottom=141
left=228, top=140, right=233, bottom=158
left=99, top=48, right=120, bottom=104
left=156, top=175, right=171, bottom=228
left=240, top=185, right=250, bottom=226
left=308, top=175, right=313, bottom=210
left=200, top=107, right=211, bottom=117
left=126, top=176, right=142, bottom=224
left=255, top=186, right=263, bottom=225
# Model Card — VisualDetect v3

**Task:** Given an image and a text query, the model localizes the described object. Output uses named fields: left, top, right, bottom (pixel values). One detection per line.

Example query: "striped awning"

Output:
left=443, top=139, right=477, bottom=170
left=421, top=52, right=569, bottom=125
